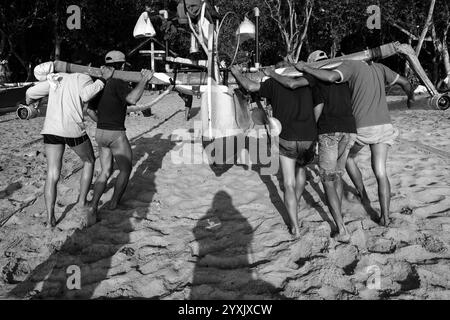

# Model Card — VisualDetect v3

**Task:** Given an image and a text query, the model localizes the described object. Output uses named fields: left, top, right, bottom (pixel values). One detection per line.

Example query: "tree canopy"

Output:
left=0, top=0, right=449, bottom=85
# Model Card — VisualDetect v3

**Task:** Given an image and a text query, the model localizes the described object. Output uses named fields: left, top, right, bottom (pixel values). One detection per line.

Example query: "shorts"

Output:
left=354, top=124, right=399, bottom=147
left=43, top=134, right=89, bottom=147
left=318, top=132, right=356, bottom=182
left=279, top=138, right=315, bottom=166
left=96, top=128, right=127, bottom=148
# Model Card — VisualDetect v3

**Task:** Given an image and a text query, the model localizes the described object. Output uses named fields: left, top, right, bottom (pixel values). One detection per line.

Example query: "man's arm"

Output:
left=393, top=75, right=415, bottom=108
left=86, top=108, right=98, bottom=122
left=25, top=81, right=50, bottom=105
left=295, top=61, right=341, bottom=83
left=230, top=65, right=260, bottom=92
left=263, top=67, right=310, bottom=89
left=79, top=66, right=114, bottom=102
left=126, top=69, right=154, bottom=105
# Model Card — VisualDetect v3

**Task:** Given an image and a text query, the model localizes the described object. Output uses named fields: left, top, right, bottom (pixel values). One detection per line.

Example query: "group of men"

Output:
left=26, top=51, right=153, bottom=228
left=26, top=45, right=415, bottom=241
left=232, top=50, right=414, bottom=241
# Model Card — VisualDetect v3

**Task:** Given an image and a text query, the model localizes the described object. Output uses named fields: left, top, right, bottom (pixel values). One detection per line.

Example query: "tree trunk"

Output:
left=294, top=0, right=314, bottom=63
left=416, top=0, right=436, bottom=57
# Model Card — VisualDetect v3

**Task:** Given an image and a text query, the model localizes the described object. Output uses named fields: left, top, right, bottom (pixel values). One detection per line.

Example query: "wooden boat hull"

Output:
left=0, top=84, right=31, bottom=111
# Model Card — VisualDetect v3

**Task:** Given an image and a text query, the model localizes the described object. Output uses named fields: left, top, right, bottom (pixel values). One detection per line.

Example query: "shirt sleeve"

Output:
left=87, top=90, right=103, bottom=111
left=78, top=74, right=105, bottom=103
left=259, top=79, right=273, bottom=99
left=302, top=73, right=317, bottom=87
left=26, top=81, right=50, bottom=101
left=378, top=63, right=400, bottom=86
left=335, top=60, right=355, bottom=83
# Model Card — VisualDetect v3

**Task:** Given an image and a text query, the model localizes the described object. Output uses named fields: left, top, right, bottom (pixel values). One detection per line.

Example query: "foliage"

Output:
left=0, top=0, right=449, bottom=83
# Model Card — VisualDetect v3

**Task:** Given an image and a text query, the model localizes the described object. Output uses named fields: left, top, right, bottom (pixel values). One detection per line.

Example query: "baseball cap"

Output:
left=307, top=50, right=328, bottom=63
left=105, top=50, right=126, bottom=64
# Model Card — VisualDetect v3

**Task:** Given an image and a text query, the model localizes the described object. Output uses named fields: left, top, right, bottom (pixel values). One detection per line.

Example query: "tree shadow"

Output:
left=8, top=133, right=175, bottom=299
left=190, top=191, right=287, bottom=300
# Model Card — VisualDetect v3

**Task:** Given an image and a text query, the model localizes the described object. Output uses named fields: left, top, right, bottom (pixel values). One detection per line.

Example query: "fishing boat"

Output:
left=0, top=83, right=34, bottom=113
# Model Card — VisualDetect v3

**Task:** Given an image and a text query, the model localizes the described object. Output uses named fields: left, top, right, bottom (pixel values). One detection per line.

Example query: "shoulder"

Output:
left=75, top=73, right=93, bottom=83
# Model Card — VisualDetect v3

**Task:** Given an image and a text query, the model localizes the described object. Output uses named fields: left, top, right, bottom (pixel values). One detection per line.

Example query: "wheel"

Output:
left=430, top=93, right=450, bottom=111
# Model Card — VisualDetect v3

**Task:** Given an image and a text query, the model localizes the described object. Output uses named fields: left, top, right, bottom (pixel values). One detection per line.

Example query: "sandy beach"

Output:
left=0, top=93, right=449, bottom=299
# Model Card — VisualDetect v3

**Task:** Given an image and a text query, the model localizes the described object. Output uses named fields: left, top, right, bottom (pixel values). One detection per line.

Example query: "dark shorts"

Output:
left=43, top=134, right=90, bottom=147
left=279, top=138, right=315, bottom=166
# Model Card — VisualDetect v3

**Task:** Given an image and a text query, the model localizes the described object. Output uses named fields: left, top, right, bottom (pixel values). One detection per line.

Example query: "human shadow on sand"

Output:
left=8, top=133, right=175, bottom=299
left=203, top=133, right=334, bottom=232
left=190, top=191, right=288, bottom=299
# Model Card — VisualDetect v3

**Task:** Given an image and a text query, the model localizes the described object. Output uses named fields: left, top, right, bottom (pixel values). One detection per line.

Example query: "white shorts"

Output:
left=355, top=124, right=399, bottom=147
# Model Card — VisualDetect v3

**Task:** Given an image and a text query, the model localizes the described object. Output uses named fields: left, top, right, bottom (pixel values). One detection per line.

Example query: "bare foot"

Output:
left=83, top=207, right=97, bottom=227
left=45, top=215, right=57, bottom=229
left=75, top=201, right=90, bottom=210
left=289, top=225, right=301, bottom=239
left=336, top=232, right=351, bottom=243
left=379, top=215, right=390, bottom=227
left=105, top=200, right=118, bottom=210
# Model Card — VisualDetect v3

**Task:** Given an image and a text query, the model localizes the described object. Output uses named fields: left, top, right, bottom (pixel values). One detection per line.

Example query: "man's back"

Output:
left=335, top=60, right=399, bottom=128
left=259, top=78, right=318, bottom=141
left=27, top=73, right=91, bottom=137
left=93, top=79, right=131, bottom=131
left=303, top=73, right=355, bottom=134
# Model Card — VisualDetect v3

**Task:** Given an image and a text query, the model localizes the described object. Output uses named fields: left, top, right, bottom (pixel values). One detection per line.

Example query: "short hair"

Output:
left=105, top=61, right=126, bottom=70
left=275, top=61, right=290, bottom=69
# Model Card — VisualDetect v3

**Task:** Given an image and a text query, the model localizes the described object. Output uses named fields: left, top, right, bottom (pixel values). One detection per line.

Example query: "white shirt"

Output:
left=26, top=73, right=104, bottom=137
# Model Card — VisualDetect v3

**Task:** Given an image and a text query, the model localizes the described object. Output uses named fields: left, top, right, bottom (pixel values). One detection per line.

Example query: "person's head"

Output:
left=307, top=50, right=328, bottom=63
left=275, top=61, right=290, bottom=69
left=105, top=50, right=126, bottom=70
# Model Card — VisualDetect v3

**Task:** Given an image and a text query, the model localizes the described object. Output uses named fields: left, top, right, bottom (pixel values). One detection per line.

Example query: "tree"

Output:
left=264, top=0, right=314, bottom=63
left=0, top=1, right=50, bottom=80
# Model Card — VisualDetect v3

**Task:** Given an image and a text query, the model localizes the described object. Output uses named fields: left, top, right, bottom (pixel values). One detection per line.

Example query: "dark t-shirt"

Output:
left=303, top=74, right=356, bottom=135
left=88, top=79, right=131, bottom=131
left=259, top=78, right=322, bottom=141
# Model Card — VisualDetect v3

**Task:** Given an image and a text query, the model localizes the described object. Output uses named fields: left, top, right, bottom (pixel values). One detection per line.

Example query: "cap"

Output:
left=307, top=50, right=328, bottom=63
left=105, top=50, right=126, bottom=64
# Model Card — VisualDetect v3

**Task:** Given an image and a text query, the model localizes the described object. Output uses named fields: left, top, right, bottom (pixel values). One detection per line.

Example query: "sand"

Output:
left=0, top=93, right=449, bottom=300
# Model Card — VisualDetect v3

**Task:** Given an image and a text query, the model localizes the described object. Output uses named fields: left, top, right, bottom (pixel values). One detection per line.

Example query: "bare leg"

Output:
left=335, top=176, right=344, bottom=203
left=90, top=147, right=113, bottom=215
left=345, top=154, right=370, bottom=202
left=280, top=155, right=301, bottom=237
left=109, top=134, right=132, bottom=209
left=44, top=144, right=65, bottom=228
left=346, top=147, right=379, bottom=222
left=71, top=138, right=95, bottom=207
left=323, top=180, right=343, bottom=227
left=370, top=143, right=391, bottom=226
